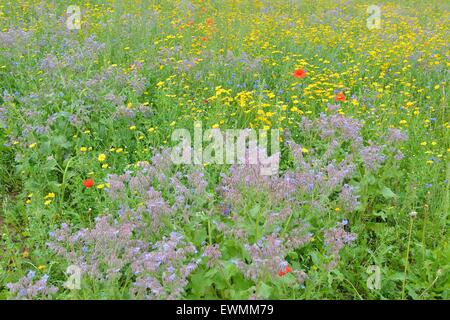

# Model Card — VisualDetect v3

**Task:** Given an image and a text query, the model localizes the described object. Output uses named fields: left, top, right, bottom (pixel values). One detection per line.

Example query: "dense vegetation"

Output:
left=0, top=0, right=448, bottom=299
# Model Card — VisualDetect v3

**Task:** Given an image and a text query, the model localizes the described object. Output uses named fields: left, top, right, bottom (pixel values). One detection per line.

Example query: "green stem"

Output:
left=401, top=217, right=414, bottom=299
left=208, top=218, right=212, bottom=245
left=59, top=157, right=73, bottom=210
left=255, top=213, right=260, bottom=241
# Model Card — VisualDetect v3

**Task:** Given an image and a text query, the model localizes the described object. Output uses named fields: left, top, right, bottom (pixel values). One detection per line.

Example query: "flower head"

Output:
left=83, top=178, right=94, bottom=188
left=98, top=154, right=106, bottom=162
left=335, top=92, right=346, bottom=102
left=293, top=69, right=306, bottom=79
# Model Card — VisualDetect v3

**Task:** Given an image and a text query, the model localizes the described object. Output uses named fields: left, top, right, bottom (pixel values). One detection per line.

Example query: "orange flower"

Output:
left=335, top=92, right=346, bottom=102
left=293, top=69, right=306, bottom=79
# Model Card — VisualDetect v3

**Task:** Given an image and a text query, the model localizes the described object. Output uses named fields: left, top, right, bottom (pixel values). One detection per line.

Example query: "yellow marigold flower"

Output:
left=80, top=147, right=87, bottom=152
left=44, top=193, right=55, bottom=199
left=29, top=143, right=37, bottom=149
left=98, top=153, right=106, bottom=162
left=334, top=207, right=340, bottom=212
left=44, top=200, right=52, bottom=206
left=102, top=163, right=109, bottom=169
left=212, top=124, right=219, bottom=129
left=96, top=184, right=105, bottom=189
left=129, top=125, right=137, bottom=130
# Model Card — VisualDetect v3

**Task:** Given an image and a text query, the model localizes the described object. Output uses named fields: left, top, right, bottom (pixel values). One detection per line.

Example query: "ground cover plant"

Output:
left=0, top=0, right=448, bottom=300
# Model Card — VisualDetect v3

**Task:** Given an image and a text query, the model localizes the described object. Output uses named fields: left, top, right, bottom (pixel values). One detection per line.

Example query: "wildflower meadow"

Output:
left=0, top=0, right=448, bottom=301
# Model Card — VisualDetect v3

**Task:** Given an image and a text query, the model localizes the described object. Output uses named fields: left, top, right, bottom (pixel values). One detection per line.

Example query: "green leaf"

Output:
left=256, top=282, right=272, bottom=299
left=248, top=204, right=260, bottom=219
left=381, top=186, right=396, bottom=199
left=190, top=271, right=214, bottom=296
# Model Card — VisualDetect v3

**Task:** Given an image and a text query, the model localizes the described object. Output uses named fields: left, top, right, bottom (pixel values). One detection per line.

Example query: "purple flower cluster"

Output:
left=339, top=184, right=360, bottom=212
left=47, top=214, right=198, bottom=299
left=130, top=232, right=199, bottom=299
left=360, top=142, right=386, bottom=171
left=0, top=28, right=32, bottom=48
left=47, top=215, right=142, bottom=281
left=6, top=271, right=58, bottom=300
left=107, top=149, right=210, bottom=224
left=315, top=113, right=363, bottom=147
left=324, top=220, right=357, bottom=270
left=202, top=244, right=222, bottom=268
left=235, top=234, right=309, bottom=284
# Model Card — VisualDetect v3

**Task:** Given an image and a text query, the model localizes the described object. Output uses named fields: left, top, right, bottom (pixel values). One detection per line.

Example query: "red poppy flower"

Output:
left=293, top=69, right=306, bottom=79
left=83, top=178, right=94, bottom=188
left=278, top=265, right=292, bottom=277
left=335, top=92, right=346, bottom=102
